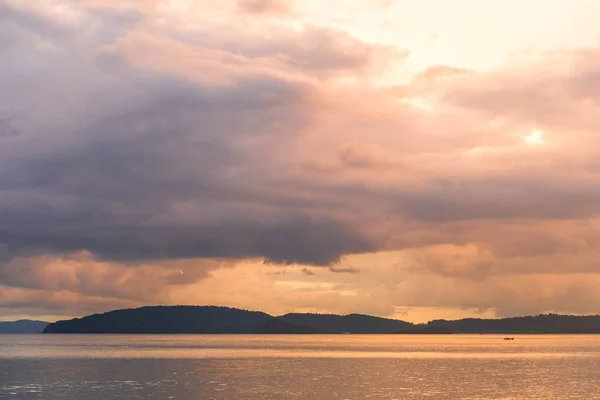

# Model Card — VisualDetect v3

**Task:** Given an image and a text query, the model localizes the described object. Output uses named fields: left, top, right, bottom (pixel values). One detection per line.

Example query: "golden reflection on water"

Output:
left=2, top=334, right=600, bottom=359
left=1, top=335, right=600, bottom=399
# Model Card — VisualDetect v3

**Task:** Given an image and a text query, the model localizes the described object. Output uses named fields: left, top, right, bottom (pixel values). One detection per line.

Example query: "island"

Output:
left=42, top=306, right=600, bottom=334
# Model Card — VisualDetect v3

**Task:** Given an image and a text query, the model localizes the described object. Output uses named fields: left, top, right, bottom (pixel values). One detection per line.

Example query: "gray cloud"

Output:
left=391, top=175, right=600, bottom=222
left=159, top=20, right=407, bottom=79
left=329, top=266, right=361, bottom=273
left=0, top=2, right=68, bottom=39
left=0, top=1, right=379, bottom=268
left=236, top=0, right=296, bottom=16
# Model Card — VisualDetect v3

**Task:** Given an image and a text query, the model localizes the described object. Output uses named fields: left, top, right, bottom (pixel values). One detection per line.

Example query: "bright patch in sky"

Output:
left=523, top=129, right=545, bottom=145
left=402, top=97, right=434, bottom=112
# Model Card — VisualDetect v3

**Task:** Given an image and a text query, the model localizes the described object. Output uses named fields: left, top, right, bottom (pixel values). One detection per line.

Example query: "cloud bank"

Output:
left=2, top=0, right=600, bottom=321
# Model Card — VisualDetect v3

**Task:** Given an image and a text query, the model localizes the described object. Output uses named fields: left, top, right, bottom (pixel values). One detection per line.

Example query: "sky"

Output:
left=2, top=0, right=600, bottom=323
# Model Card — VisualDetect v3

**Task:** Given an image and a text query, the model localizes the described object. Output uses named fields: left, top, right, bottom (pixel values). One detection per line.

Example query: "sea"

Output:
left=1, top=334, right=599, bottom=399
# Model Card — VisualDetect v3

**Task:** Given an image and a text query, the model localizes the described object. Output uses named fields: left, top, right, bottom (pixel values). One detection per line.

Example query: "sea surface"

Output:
left=1, top=334, right=600, bottom=399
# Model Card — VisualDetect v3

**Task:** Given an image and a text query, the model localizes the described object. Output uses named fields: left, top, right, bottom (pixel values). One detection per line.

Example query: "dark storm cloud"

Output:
left=0, top=1, right=379, bottom=267
left=0, top=217, right=375, bottom=265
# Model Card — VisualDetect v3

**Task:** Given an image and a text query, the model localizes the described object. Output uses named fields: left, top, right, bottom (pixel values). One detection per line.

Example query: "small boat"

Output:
left=503, top=337, right=515, bottom=340
left=342, top=331, right=352, bottom=335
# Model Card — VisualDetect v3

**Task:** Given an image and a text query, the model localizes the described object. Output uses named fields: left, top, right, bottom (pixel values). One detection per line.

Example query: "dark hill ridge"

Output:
left=43, top=306, right=412, bottom=334
left=0, top=320, right=48, bottom=334
left=429, top=314, right=600, bottom=334
left=44, top=306, right=315, bottom=334
left=280, top=313, right=412, bottom=334
left=42, top=306, right=600, bottom=334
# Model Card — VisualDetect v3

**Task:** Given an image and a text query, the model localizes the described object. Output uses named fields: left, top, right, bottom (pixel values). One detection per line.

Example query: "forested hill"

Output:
left=42, top=306, right=600, bottom=334
left=279, top=313, right=413, bottom=334
left=428, top=314, right=600, bottom=334
left=43, top=306, right=317, bottom=334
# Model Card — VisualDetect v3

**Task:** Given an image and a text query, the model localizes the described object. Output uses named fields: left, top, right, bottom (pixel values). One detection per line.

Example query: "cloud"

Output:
left=338, top=141, right=403, bottom=169
left=329, top=266, right=361, bottom=274
left=390, top=271, right=600, bottom=318
left=3, top=0, right=600, bottom=321
left=301, top=267, right=316, bottom=276
left=0, top=1, right=384, bottom=266
left=0, top=251, right=223, bottom=301
left=236, top=0, right=297, bottom=17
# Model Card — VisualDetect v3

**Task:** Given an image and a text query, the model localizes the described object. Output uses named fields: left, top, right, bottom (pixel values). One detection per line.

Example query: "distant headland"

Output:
left=41, top=306, right=600, bottom=334
left=0, top=320, right=49, bottom=334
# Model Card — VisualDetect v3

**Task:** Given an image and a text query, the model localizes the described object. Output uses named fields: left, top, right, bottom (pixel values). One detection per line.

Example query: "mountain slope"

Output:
left=278, top=313, right=413, bottom=334
left=429, top=314, right=600, bottom=334
left=0, top=320, right=48, bottom=334
left=43, top=306, right=319, bottom=334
